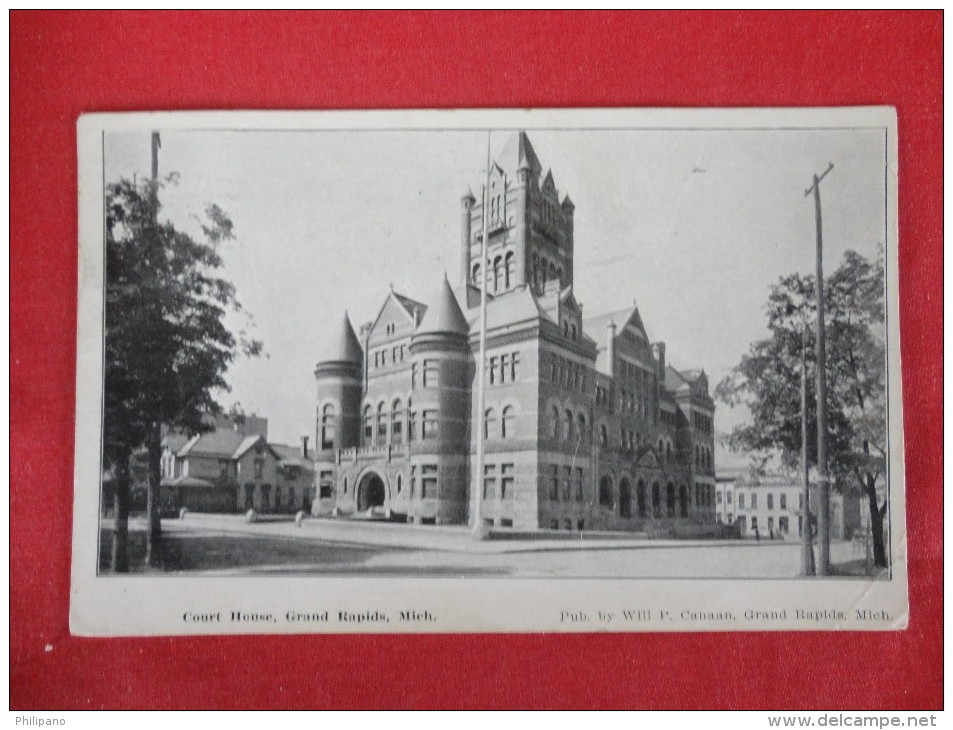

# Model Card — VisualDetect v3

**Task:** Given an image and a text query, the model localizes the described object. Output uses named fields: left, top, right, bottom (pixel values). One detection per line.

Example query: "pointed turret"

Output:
left=542, top=168, right=557, bottom=196
left=561, top=193, right=575, bottom=213
left=497, top=131, right=543, bottom=178
left=320, top=312, right=363, bottom=365
left=416, top=275, right=469, bottom=337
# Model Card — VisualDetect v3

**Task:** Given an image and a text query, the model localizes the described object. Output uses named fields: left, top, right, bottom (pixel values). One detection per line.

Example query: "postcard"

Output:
left=71, top=107, right=906, bottom=635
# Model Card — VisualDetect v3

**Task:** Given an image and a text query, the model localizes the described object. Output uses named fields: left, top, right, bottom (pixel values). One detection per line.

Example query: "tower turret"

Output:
left=314, top=312, right=364, bottom=457
left=408, top=275, right=472, bottom=524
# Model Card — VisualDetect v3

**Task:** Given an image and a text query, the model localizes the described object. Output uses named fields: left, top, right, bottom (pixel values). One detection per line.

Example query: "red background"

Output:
left=10, top=11, right=942, bottom=710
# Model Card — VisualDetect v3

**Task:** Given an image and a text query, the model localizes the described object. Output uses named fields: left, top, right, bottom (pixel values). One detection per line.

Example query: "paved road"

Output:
left=102, top=516, right=874, bottom=579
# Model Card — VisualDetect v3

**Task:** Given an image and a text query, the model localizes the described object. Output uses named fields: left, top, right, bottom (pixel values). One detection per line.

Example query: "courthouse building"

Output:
left=312, top=132, right=716, bottom=532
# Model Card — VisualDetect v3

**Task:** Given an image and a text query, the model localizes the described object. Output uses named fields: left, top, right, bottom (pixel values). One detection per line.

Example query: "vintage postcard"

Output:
left=71, top=108, right=906, bottom=635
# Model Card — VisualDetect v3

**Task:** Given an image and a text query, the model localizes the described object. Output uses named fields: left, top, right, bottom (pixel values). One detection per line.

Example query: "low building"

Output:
left=160, top=415, right=312, bottom=514
left=715, top=470, right=861, bottom=541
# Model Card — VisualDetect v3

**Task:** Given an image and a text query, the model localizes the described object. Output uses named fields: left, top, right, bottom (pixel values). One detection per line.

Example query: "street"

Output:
left=100, top=515, right=879, bottom=579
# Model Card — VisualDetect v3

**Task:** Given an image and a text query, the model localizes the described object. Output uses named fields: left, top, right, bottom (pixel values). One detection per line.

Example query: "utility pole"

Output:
left=805, top=162, right=833, bottom=575
left=800, top=326, right=815, bottom=576
left=472, top=132, right=491, bottom=541
left=145, top=130, right=163, bottom=566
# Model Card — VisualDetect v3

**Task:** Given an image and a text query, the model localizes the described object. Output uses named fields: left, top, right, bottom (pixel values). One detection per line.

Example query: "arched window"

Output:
left=391, top=399, right=403, bottom=444
left=570, top=323, right=577, bottom=340
left=321, top=404, right=336, bottom=450
left=493, top=255, right=503, bottom=293
left=484, top=408, right=497, bottom=440
left=666, top=441, right=673, bottom=461
left=679, top=484, right=689, bottom=517
left=666, top=483, right=676, bottom=518
left=652, top=482, right=662, bottom=519
left=637, top=480, right=647, bottom=517
left=472, top=263, right=482, bottom=285
left=563, top=409, right=574, bottom=442
left=550, top=406, right=560, bottom=439
left=619, top=479, right=632, bottom=519
left=600, top=424, right=608, bottom=448
left=501, top=406, right=515, bottom=438
left=396, top=474, right=403, bottom=494
left=363, top=405, right=373, bottom=443
left=599, top=476, right=613, bottom=507
left=504, top=251, right=515, bottom=289
left=577, top=414, right=586, bottom=441
left=562, top=320, right=569, bottom=337
left=376, top=402, right=387, bottom=443
left=407, top=398, right=416, bottom=443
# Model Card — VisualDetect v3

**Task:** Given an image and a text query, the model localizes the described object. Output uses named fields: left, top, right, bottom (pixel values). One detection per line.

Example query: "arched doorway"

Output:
left=619, top=479, right=632, bottom=519
left=357, top=472, right=387, bottom=512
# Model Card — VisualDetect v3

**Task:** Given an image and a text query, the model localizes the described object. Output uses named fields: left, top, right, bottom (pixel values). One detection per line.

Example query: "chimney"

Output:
left=652, top=341, right=666, bottom=377
left=606, top=320, right=617, bottom=380
left=301, top=435, right=310, bottom=459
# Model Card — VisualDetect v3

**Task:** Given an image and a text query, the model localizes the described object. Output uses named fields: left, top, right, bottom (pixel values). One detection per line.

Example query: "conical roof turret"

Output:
left=416, top=275, right=469, bottom=337
left=319, top=312, right=363, bottom=365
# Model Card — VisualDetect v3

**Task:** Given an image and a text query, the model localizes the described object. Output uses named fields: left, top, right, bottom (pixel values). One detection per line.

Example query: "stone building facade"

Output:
left=313, top=132, right=716, bottom=532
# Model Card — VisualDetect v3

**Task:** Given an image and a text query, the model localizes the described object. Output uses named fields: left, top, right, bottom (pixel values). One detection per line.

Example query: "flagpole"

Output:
left=472, top=131, right=491, bottom=540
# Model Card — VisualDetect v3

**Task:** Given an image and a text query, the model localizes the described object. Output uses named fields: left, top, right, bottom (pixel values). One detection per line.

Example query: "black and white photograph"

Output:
left=71, top=108, right=906, bottom=635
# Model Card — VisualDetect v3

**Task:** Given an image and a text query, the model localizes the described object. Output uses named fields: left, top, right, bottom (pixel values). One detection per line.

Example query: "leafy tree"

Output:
left=104, top=174, right=261, bottom=570
left=716, top=250, right=888, bottom=567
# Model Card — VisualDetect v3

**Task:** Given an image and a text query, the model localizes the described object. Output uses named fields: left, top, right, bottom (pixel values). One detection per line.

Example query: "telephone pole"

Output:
left=805, top=162, right=833, bottom=576
left=800, top=326, right=815, bottom=576
left=472, top=131, right=491, bottom=541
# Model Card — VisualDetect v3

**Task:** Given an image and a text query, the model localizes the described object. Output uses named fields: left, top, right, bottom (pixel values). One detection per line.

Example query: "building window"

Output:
left=422, top=410, right=438, bottom=440
left=422, top=360, right=439, bottom=388
left=563, top=410, right=573, bottom=442
left=573, top=467, right=583, bottom=502
left=219, top=459, right=229, bottom=478
left=780, top=494, right=787, bottom=510
left=779, top=516, right=789, bottom=534
left=577, top=414, right=586, bottom=442
left=739, top=493, right=745, bottom=510
left=472, top=263, right=481, bottom=285
left=254, top=458, right=264, bottom=479
left=751, top=517, right=759, bottom=532
left=562, top=466, right=572, bottom=502
left=321, top=404, right=336, bottom=450
left=501, top=406, right=515, bottom=438
left=599, top=476, right=612, bottom=507
left=510, top=353, right=520, bottom=381
left=409, top=466, right=415, bottom=499
left=717, top=491, right=723, bottom=505
left=600, top=424, right=608, bottom=448
left=550, top=465, right=559, bottom=501
left=363, top=405, right=373, bottom=443
left=493, top=255, right=503, bottom=292
left=637, top=481, right=647, bottom=517
left=767, top=493, right=774, bottom=510
left=376, top=402, right=387, bottom=442
left=483, top=464, right=497, bottom=500
left=727, top=491, right=733, bottom=505
left=751, top=493, right=758, bottom=509
left=768, top=517, right=775, bottom=535
left=484, top=408, right=497, bottom=440
left=391, top=399, right=403, bottom=444
left=501, top=464, right=515, bottom=500
left=408, top=401, right=417, bottom=443
left=420, top=465, right=438, bottom=498
left=652, top=483, right=661, bottom=519
left=505, top=251, right=515, bottom=288
left=396, top=474, right=403, bottom=494
left=550, top=406, right=560, bottom=439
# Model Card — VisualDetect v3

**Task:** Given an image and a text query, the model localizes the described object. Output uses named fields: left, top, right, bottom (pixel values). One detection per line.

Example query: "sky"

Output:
left=103, top=120, right=888, bottom=449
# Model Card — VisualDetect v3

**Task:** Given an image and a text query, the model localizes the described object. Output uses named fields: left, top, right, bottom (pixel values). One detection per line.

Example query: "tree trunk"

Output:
left=865, top=472, right=887, bottom=568
left=144, top=421, right=163, bottom=567
left=110, top=447, right=131, bottom=573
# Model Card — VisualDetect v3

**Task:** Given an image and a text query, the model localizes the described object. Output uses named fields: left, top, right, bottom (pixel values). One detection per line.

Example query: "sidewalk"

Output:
left=163, top=512, right=790, bottom=555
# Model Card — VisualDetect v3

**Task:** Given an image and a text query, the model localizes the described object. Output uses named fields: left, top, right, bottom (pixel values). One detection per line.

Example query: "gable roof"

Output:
left=178, top=428, right=246, bottom=458
left=271, top=443, right=316, bottom=471
left=369, top=289, right=428, bottom=336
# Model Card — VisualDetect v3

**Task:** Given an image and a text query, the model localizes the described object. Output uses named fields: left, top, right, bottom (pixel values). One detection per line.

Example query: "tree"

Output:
left=716, top=250, right=888, bottom=567
left=104, top=174, right=262, bottom=570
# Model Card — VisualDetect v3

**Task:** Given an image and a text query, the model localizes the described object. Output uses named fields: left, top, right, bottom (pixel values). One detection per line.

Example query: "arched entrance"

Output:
left=357, top=471, right=387, bottom=512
